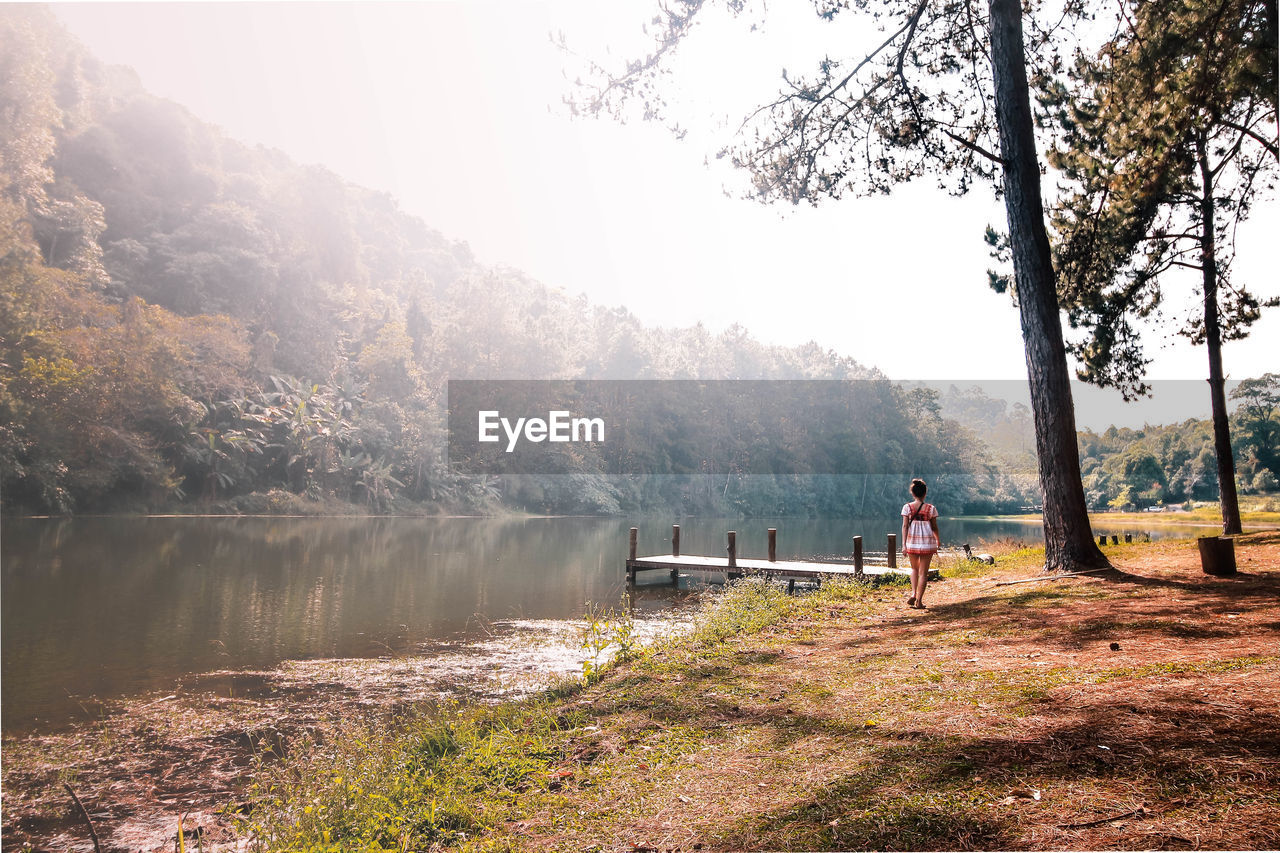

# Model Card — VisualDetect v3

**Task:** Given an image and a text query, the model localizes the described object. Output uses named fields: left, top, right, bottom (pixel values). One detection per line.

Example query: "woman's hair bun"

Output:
left=910, top=478, right=927, bottom=498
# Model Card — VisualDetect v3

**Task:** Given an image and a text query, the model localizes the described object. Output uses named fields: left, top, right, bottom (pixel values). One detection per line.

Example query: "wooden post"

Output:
left=787, top=578, right=796, bottom=594
left=727, top=531, right=737, bottom=568
left=1124, top=532, right=1132, bottom=543
left=1110, top=535, right=1119, bottom=546
left=853, top=535, right=864, bottom=576
left=768, top=528, right=777, bottom=562
left=672, top=524, right=681, bottom=557
left=1099, top=534, right=1107, bottom=546
left=628, top=527, right=638, bottom=585
left=887, top=533, right=897, bottom=569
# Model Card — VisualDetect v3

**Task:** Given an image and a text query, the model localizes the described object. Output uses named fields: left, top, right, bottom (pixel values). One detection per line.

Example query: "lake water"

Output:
left=0, top=514, right=1214, bottom=732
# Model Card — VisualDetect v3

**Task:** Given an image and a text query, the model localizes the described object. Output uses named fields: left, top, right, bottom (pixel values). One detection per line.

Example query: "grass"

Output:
left=1095, top=504, right=1280, bottom=526
left=999, top=502, right=1280, bottom=530
left=233, top=701, right=589, bottom=851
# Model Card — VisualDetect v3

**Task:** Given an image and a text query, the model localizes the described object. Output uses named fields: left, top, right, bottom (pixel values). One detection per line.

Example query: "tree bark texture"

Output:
left=988, top=0, right=1110, bottom=571
left=1197, top=136, right=1244, bottom=535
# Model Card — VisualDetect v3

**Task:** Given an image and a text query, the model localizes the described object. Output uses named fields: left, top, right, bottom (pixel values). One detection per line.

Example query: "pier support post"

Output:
left=853, top=535, right=864, bottom=577
left=670, top=524, right=681, bottom=585
left=768, top=528, right=777, bottom=562
left=1111, top=535, right=1119, bottom=545
left=727, top=531, right=741, bottom=579
left=887, top=534, right=897, bottom=569
left=1124, top=532, right=1132, bottom=543
left=628, top=527, right=638, bottom=585
left=1099, top=534, right=1107, bottom=546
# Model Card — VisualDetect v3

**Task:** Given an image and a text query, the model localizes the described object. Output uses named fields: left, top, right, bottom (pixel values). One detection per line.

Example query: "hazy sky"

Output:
left=52, top=1, right=1277, bottom=403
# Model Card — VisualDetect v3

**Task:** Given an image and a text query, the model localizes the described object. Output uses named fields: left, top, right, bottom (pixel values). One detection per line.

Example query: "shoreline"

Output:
left=5, top=534, right=1278, bottom=851
left=1008, top=509, right=1280, bottom=529
left=0, top=610, right=692, bottom=850
left=8, top=509, right=1279, bottom=524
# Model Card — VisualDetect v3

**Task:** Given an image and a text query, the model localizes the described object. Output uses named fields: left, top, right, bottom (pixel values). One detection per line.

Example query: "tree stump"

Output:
left=1197, top=535, right=1237, bottom=576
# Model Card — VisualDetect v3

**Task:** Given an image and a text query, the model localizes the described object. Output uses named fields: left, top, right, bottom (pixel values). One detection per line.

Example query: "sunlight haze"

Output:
left=51, top=1, right=1278, bottom=389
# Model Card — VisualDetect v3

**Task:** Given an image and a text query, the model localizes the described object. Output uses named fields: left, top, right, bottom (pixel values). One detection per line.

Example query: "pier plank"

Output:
left=626, top=553, right=938, bottom=583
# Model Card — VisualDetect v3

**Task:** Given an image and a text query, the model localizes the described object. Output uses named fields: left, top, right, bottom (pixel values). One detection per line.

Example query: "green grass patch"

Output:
left=941, top=559, right=996, bottom=579
left=998, top=584, right=1113, bottom=608
left=1005, top=544, right=1047, bottom=563
left=903, top=666, right=1081, bottom=710
left=1099, top=506, right=1280, bottom=525
left=686, top=578, right=802, bottom=646
left=651, top=576, right=875, bottom=656
left=237, top=701, right=588, bottom=850
left=1072, top=617, right=1237, bottom=640
left=1099, top=655, right=1273, bottom=680
left=723, top=738, right=1007, bottom=851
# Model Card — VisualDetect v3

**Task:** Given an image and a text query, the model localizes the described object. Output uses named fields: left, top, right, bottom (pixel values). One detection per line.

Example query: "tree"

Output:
left=569, top=0, right=1108, bottom=569
left=1, top=7, right=60, bottom=210
left=1231, top=372, right=1280, bottom=479
left=1048, top=0, right=1278, bottom=534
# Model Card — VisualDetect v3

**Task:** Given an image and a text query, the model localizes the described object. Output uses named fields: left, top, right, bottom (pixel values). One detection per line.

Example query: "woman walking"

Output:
left=901, top=478, right=940, bottom=609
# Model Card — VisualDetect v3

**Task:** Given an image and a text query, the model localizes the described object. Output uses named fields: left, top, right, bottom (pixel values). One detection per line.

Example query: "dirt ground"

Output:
left=502, top=533, right=1280, bottom=851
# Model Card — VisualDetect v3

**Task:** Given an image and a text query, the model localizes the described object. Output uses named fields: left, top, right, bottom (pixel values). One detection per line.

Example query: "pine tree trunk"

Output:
left=989, top=0, right=1109, bottom=571
left=1197, top=137, right=1244, bottom=535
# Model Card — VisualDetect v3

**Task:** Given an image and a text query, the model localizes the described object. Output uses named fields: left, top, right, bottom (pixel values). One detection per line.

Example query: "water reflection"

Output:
left=3, top=517, right=638, bottom=730
left=1, top=514, right=1216, bottom=731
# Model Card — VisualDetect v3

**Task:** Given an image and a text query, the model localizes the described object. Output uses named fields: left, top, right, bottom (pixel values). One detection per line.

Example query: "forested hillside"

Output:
left=938, top=379, right=1280, bottom=512
left=0, top=7, right=984, bottom=516
left=1077, top=375, right=1280, bottom=509
left=2, top=8, right=1274, bottom=518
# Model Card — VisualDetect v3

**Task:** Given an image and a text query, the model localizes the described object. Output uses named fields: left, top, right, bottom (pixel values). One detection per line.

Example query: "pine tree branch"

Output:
left=1218, top=118, right=1280, bottom=158
left=943, top=129, right=1006, bottom=164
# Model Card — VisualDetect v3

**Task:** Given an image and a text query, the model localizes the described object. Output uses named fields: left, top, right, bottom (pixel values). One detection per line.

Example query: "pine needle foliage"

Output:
left=1047, top=0, right=1278, bottom=398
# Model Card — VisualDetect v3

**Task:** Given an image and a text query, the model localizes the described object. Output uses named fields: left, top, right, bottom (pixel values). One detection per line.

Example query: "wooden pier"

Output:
left=626, top=525, right=939, bottom=588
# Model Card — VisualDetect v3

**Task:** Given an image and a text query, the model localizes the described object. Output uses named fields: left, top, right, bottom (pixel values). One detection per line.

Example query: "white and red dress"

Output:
left=901, top=501, right=939, bottom=555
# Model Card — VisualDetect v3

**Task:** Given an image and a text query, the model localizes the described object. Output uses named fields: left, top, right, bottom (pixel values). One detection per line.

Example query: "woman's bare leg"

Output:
left=916, top=552, right=933, bottom=606
left=908, top=553, right=924, bottom=605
